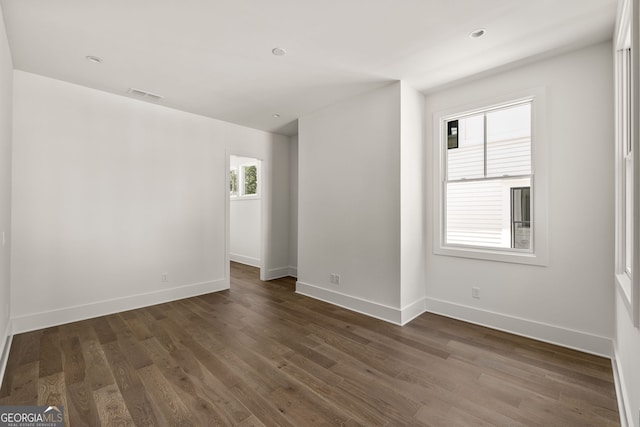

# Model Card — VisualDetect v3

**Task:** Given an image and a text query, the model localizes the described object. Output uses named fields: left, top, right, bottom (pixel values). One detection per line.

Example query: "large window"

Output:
left=433, top=91, right=547, bottom=265
left=614, top=0, right=638, bottom=326
left=444, top=101, right=532, bottom=250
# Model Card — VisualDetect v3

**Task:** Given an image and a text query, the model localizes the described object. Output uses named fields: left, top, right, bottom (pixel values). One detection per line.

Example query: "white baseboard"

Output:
left=425, top=297, right=613, bottom=358
left=264, top=266, right=291, bottom=280
left=294, top=284, right=612, bottom=357
left=612, top=348, right=632, bottom=427
left=288, top=266, right=298, bottom=278
left=229, top=253, right=261, bottom=268
left=11, top=278, right=228, bottom=334
left=401, top=297, right=427, bottom=325
left=296, top=281, right=404, bottom=325
left=0, top=318, right=13, bottom=386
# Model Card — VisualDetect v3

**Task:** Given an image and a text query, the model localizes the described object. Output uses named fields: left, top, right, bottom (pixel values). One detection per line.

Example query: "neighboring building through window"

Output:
left=443, top=101, right=532, bottom=251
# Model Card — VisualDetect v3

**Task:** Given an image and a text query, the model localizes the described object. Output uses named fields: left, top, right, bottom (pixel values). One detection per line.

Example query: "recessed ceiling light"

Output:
left=271, top=47, right=287, bottom=56
left=85, top=55, right=102, bottom=64
left=272, top=113, right=281, bottom=118
left=469, top=28, right=486, bottom=38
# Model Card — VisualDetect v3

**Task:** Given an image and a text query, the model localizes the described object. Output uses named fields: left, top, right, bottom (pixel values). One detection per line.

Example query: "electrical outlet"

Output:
left=161, top=273, right=168, bottom=283
left=329, top=274, right=341, bottom=285
left=472, top=287, right=480, bottom=299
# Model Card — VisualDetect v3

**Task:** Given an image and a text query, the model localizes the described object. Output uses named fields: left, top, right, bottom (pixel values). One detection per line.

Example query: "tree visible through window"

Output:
left=444, top=101, right=532, bottom=251
left=243, top=165, right=257, bottom=195
left=229, top=169, right=238, bottom=196
left=230, top=160, right=259, bottom=198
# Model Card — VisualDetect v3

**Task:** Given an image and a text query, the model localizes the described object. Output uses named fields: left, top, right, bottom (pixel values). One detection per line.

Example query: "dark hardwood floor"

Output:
left=0, top=262, right=620, bottom=426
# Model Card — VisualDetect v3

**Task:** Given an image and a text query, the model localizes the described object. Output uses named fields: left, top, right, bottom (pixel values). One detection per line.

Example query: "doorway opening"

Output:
left=228, top=155, right=264, bottom=279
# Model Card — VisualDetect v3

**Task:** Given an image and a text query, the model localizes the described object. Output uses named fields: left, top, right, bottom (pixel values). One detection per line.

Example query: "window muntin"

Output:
left=443, top=100, right=533, bottom=251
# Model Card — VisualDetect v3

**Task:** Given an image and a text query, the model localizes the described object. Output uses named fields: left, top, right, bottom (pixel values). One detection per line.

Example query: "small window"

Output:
left=230, top=157, right=260, bottom=199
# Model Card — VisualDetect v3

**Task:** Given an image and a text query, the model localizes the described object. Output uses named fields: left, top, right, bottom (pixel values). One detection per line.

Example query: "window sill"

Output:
left=616, top=273, right=632, bottom=307
left=434, top=245, right=548, bottom=266
left=230, top=195, right=260, bottom=201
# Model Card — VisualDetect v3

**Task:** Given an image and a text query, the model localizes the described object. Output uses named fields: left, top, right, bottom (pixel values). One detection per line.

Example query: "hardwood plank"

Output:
left=0, top=361, right=39, bottom=405
left=101, top=341, right=158, bottom=427
left=80, top=338, right=115, bottom=391
left=38, top=328, right=62, bottom=378
left=38, top=372, right=71, bottom=427
left=93, top=384, right=135, bottom=427
left=136, top=364, right=197, bottom=426
left=65, top=381, right=101, bottom=427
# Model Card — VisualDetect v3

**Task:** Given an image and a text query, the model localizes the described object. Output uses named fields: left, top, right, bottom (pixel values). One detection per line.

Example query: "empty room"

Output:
left=0, top=0, right=639, bottom=426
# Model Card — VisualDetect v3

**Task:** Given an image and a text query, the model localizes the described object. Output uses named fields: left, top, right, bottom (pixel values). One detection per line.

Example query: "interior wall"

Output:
left=615, top=291, right=640, bottom=426
left=400, top=81, right=427, bottom=323
left=0, top=5, right=13, bottom=361
left=230, top=155, right=261, bottom=267
left=11, top=70, right=290, bottom=332
left=289, top=135, right=298, bottom=276
left=424, top=41, right=615, bottom=356
left=267, top=137, right=291, bottom=279
left=297, top=82, right=402, bottom=321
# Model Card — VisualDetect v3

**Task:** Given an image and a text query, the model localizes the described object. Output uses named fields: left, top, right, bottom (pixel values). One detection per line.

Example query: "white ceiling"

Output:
left=0, top=0, right=618, bottom=136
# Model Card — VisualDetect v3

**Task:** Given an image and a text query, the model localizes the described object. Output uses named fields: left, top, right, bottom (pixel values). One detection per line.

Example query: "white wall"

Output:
left=230, top=155, right=261, bottom=267
left=11, top=71, right=290, bottom=332
left=289, top=135, right=298, bottom=276
left=0, top=5, right=13, bottom=368
left=400, top=81, right=427, bottom=322
left=424, top=41, right=615, bottom=356
left=268, top=138, right=291, bottom=279
left=615, top=291, right=640, bottom=426
left=297, top=82, right=403, bottom=321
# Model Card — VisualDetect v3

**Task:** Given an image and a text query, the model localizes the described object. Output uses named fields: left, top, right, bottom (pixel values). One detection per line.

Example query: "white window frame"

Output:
left=614, top=0, right=639, bottom=327
left=432, top=89, right=548, bottom=266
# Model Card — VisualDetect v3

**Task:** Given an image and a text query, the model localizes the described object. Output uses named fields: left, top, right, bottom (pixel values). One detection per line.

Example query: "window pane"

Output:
left=243, top=165, right=258, bottom=195
left=446, top=180, right=508, bottom=248
left=229, top=169, right=238, bottom=195
left=487, top=103, right=531, bottom=177
left=511, top=187, right=531, bottom=250
left=446, top=177, right=531, bottom=249
left=625, top=157, right=633, bottom=274
left=447, top=114, right=484, bottom=180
